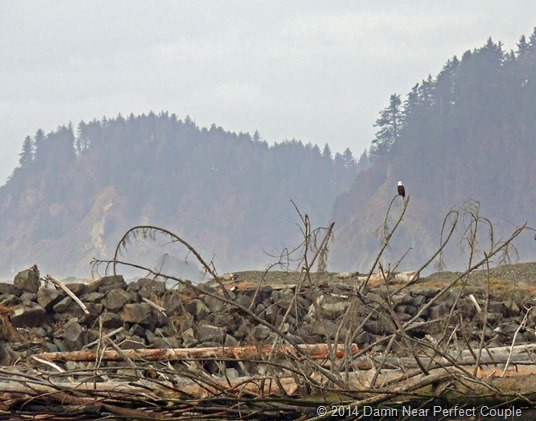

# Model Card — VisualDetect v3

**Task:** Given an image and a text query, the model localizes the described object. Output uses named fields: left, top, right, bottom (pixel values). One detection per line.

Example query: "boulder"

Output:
left=151, top=337, right=180, bottom=348
left=184, top=299, right=210, bottom=320
left=253, top=325, right=272, bottom=340
left=87, top=275, right=126, bottom=294
left=13, top=266, right=40, bottom=293
left=53, top=296, right=72, bottom=313
left=103, top=288, right=130, bottom=311
left=320, top=300, right=349, bottom=320
left=182, top=328, right=197, bottom=347
left=10, top=304, right=47, bottom=328
left=63, top=322, right=86, bottom=351
left=37, top=287, right=62, bottom=310
left=121, top=303, right=154, bottom=325
left=80, top=292, right=105, bottom=303
left=0, top=343, right=19, bottom=366
left=197, top=324, right=226, bottom=343
left=204, top=294, right=226, bottom=313
left=0, top=283, right=21, bottom=296
left=162, top=292, right=185, bottom=316
left=119, top=335, right=145, bottom=350
left=19, top=292, right=37, bottom=304
left=128, top=278, right=166, bottom=295
left=224, top=334, right=239, bottom=347
left=78, top=303, right=103, bottom=325
left=99, top=312, right=124, bottom=329
left=66, top=283, right=87, bottom=296
left=0, top=295, right=18, bottom=306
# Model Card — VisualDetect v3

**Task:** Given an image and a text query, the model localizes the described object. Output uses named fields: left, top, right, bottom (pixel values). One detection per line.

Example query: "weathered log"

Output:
left=34, top=343, right=359, bottom=362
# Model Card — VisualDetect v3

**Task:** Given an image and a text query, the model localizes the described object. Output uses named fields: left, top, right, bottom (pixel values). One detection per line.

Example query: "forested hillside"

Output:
left=331, top=31, right=536, bottom=272
left=0, top=114, right=363, bottom=277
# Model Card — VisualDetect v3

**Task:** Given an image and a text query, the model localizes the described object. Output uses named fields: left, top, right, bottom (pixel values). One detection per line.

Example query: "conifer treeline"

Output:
left=332, top=30, right=536, bottom=271
left=0, top=113, right=365, bottom=275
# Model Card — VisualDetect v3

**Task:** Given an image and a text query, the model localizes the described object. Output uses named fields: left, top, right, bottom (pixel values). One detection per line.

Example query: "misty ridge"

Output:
left=1, top=30, right=536, bottom=279
left=0, top=113, right=364, bottom=278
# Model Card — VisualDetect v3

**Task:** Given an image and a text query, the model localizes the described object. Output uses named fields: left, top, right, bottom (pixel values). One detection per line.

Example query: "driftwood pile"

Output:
left=1, top=263, right=536, bottom=419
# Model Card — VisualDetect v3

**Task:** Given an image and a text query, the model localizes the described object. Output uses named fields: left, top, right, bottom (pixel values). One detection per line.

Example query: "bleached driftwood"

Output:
left=34, top=343, right=359, bottom=362
left=44, top=275, right=89, bottom=315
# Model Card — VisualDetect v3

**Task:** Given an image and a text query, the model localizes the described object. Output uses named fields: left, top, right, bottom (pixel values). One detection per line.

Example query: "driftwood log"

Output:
left=34, top=343, right=359, bottom=362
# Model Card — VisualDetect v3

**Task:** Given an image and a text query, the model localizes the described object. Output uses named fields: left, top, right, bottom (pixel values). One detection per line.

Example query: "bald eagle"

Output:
left=397, top=181, right=405, bottom=198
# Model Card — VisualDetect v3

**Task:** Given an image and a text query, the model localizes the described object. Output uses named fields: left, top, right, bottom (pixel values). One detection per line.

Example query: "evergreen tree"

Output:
left=18, top=136, right=34, bottom=167
left=517, top=35, right=529, bottom=56
left=342, top=148, right=355, bottom=167
left=370, top=94, right=403, bottom=159
left=322, top=143, right=332, bottom=160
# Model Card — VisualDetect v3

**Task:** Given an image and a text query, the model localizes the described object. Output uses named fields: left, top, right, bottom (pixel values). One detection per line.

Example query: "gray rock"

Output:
left=121, top=303, right=153, bottom=325
left=413, top=287, right=438, bottom=298
left=145, top=329, right=157, bottom=343
left=0, top=294, right=19, bottom=306
left=20, top=292, right=37, bottom=303
left=197, top=324, right=226, bottom=343
left=396, top=305, right=417, bottom=316
left=0, top=343, right=19, bottom=366
left=392, top=292, right=414, bottom=307
left=80, top=292, right=105, bottom=303
left=364, top=320, right=388, bottom=335
left=412, top=295, right=427, bottom=306
left=182, top=328, right=197, bottom=347
left=272, top=290, right=292, bottom=309
left=66, top=283, right=87, bottom=297
left=87, top=275, right=126, bottom=294
left=103, top=288, right=130, bottom=311
left=500, top=321, right=520, bottom=336
left=0, top=282, right=21, bottom=296
left=53, top=296, right=72, bottom=313
left=488, top=302, right=508, bottom=316
left=225, top=367, right=240, bottom=378
left=428, top=303, right=450, bottom=320
left=321, top=301, right=349, bottom=320
left=119, top=335, right=145, bottom=350
left=10, top=304, right=47, bottom=328
left=253, top=325, right=272, bottom=340
left=37, top=287, right=62, bottom=310
left=224, top=334, right=239, bottom=347
left=208, top=313, right=235, bottom=329
left=184, top=299, right=210, bottom=320
left=99, top=312, right=124, bottom=329
left=44, top=342, right=59, bottom=352
left=35, top=327, right=48, bottom=338
left=205, top=295, right=226, bottom=313
left=130, top=278, right=167, bottom=295
left=64, top=323, right=86, bottom=351
left=236, top=294, right=253, bottom=309
left=78, top=303, right=103, bottom=325
left=63, top=300, right=87, bottom=318
left=53, top=339, right=67, bottom=352
left=152, top=337, right=180, bottom=348
left=162, top=292, right=185, bottom=316
left=310, top=320, right=339, bottom=338
left=14, top=266, right=40, bottom=293
left=395, top=312, right=412, bottom=322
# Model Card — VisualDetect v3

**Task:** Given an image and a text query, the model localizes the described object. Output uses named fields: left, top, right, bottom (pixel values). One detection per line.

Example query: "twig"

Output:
left=142, top=297, right=167, bottom=316
left=502, top=307, right=534, bottom=377
left=82, top=326, right=125, bottom=350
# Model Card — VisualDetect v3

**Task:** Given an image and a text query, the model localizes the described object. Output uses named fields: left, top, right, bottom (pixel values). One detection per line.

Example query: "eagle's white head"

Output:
left=398, top=181, right=403, bottom=186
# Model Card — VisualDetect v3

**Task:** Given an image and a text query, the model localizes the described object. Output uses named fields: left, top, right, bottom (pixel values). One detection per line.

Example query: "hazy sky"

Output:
left=1, top=2, right=535, bottom=185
